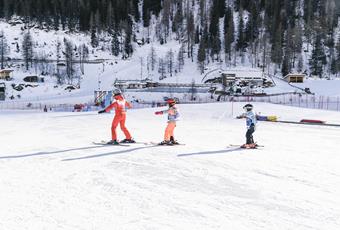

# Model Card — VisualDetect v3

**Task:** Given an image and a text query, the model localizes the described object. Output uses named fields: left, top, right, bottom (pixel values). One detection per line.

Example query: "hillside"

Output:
left=0, top=0, right=340, bottom=87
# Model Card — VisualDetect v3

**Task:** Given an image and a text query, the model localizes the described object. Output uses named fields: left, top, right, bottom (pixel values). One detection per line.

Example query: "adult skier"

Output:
left=98, top=90, right=135, bottom=145
left=154, top=98, right=180, bottom=145
left=237, top=104, right=257, bottom=148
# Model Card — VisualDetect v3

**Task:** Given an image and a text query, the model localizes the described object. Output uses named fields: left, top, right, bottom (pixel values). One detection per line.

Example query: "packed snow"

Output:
left=1, top=102, right=339, bottom=230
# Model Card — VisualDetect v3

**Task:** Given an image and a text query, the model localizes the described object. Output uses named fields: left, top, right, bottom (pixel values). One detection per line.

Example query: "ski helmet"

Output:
left=243, top=103, right=253, bottom=111
left=113, top=89, right=122, bottom=97
left=167, top=98, right=176, bottom=105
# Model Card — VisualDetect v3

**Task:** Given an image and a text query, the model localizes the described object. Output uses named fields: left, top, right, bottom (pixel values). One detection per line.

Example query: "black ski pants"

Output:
left=246, top=125, right=255, bottom=144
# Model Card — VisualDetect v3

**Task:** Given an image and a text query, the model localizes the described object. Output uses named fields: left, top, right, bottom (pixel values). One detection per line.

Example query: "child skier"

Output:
left=154, top=98, right=180, bottom=145
left=98, top=91, right=135, bottom=145
left=237, top=104, right=257, bottom=148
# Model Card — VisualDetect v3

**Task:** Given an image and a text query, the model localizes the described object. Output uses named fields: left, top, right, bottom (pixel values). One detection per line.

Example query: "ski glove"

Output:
left=155, top=111, right=163, bottom=115
left=98, top=110, right=106, bottom=114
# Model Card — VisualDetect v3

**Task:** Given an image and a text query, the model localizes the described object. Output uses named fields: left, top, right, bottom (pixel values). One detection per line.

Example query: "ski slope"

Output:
left=0, top=102, right=340, bottom=230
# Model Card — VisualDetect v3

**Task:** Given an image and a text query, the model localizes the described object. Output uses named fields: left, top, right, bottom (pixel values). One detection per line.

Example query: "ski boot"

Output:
left=170, top=136, right=179, bottom=145
left=241, top=143, right=256, bottom=149
left=159, top=140, right=173, bottom=145
left=120, top=139, right=136, bottom=143
left=107, top=140, right=120, bottom=145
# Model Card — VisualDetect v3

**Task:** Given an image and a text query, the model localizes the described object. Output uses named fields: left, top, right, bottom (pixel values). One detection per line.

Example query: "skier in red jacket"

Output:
left=98, top=91, right=135, bottom=145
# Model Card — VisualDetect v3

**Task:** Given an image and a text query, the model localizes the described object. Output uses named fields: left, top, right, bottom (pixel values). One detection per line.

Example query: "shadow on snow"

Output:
left=62, top=145, right=160, bottom=161
left=177, top=147, right=246, bottom=157
left=0, top=145, right=110, bottom=159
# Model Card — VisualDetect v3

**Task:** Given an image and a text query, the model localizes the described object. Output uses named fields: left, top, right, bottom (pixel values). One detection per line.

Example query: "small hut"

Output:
left=0, top=69, right=14, bottom=80
left=284, top=73, right=305, bottom=83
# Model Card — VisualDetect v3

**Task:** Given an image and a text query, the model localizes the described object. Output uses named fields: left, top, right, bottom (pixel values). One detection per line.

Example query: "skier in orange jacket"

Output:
left=98, top=91, right=135, bottom=145
left=155, top=98, right=180, bottom=145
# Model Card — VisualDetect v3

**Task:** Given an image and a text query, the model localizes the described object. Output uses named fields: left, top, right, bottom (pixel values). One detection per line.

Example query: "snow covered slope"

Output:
left=1, top=102, right=339, bottom=230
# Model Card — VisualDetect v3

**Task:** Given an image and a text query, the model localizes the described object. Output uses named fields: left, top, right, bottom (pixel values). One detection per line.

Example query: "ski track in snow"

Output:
left=0, top=102, right=340, bottom=230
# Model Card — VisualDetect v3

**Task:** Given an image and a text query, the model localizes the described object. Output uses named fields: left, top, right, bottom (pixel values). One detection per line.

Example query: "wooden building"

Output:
left=284, top=73, right=305, bottom=83
left=0, top=69, right=14, bottom=80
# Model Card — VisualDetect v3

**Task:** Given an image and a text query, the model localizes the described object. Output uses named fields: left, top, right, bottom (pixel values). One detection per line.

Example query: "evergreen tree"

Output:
left=335, top=36, right=340, bottom=75
left=281, top=53, right=290, bottom=77
left=172, top=1, right=183, bottom=36
left=186, top=10, right=195, bottom=60
left=123, top=25, right=133, bottom=59
left=209, top=0, right=221, bottom=60
left=111, top=30, right=120, bottom=56
left=224, top=7, right=234, bottom=63
left=22, top=31, right=34, bottom=70
left=236, top=12, right=246, bottom=52
left=64, top=39, right=74, bottom=84
left=0, top=30, right=9, bottom=69
left=90, top=13, right=99, bottom=48
left=310, top=34, right=327, bottom=77
left=197, top=39, right=206, bottom=74
left=270, top=22, right=283, bottom=65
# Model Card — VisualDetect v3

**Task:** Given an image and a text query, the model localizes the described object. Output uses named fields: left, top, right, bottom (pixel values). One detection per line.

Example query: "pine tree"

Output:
left=56, top=39, right=62, bottom=84
left=172, top=2, right=183, bottom=37
left=236, top=12, right=246, bottom=52
left=123, top=26, right=133, bottom=59
left=161, top=0, right=171, bottom=42
left=209, top=0, right=221, bottom=60
left=310, top=33, right=327, bottom=77
left=224, top=7, right=234, bottom=64
left=90, top=13, right=99, bottom=48
left=270, top=22, right=283, bottom=65
left=186, top=10, right=195, bottom=60
left=64, top=39, right=74, bottom=84
left=111, top=30, right=120, bottom=56
left=335, top=36, right=340, bottom=76
left=197, top=39, right=206, bottom=74
left=22, top=31, right=34, bottom=70
left=281, top=53, right=290, bottom=77
left=0, top=30, right=9, bottom=69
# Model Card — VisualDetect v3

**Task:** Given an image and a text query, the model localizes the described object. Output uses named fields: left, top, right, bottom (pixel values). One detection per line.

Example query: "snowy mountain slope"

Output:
left=1, top=102, right=340, bottom=230
left=2, top=19, right=340, bottom=105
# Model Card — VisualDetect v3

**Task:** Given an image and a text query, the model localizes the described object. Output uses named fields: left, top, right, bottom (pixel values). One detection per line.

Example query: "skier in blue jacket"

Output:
left=237, top=104, right=257, bottom=148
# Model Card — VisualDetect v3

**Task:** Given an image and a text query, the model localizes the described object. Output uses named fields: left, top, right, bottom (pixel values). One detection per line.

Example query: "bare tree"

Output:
left=79, top=44, right=89, bottom=75
left=166, top=49, right=175, bottom=77
left=158, top=57, right=166, bottom=80
left=177, top=44, right=185, bottom=72
left=148, top=45, right=157, bottom=71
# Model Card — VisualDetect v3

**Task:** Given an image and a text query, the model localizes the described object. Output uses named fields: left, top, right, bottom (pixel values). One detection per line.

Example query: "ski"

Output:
left=92, top=141, right=130, bottom=147
left=228, top=144, right=263, bottom=149
left=146, top=142, right=186, bottom=146
left=125, top=141, right=151, bottom=145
